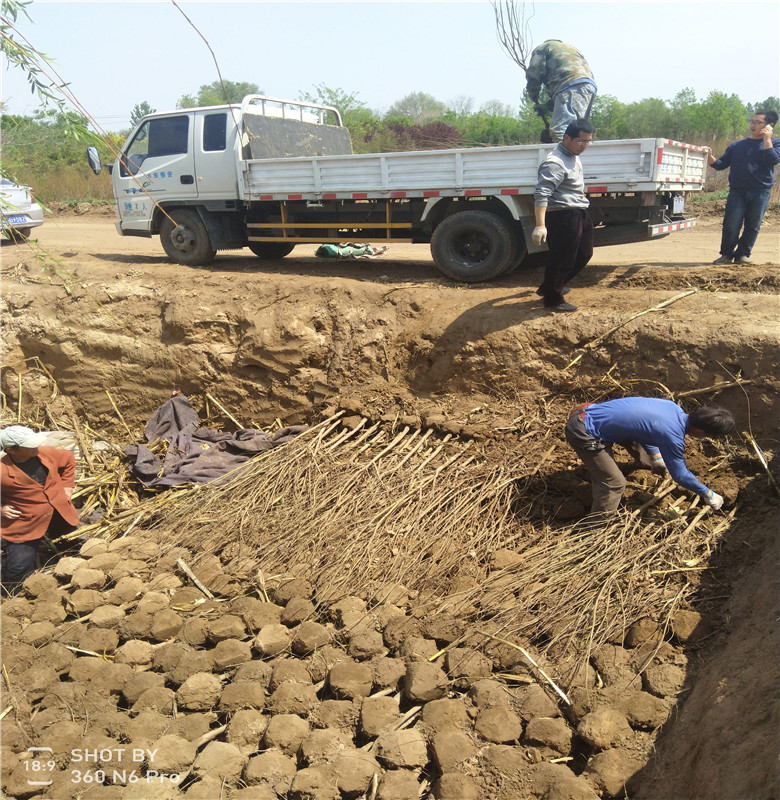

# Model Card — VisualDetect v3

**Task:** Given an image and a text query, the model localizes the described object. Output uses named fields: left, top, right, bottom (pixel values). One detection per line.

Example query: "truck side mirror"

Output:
left=86, top=146, right=103, bottom=175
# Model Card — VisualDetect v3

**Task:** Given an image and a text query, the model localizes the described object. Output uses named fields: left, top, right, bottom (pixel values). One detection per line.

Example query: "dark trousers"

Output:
left=1, top=510, right=77, bottom=595
left=720, top=188, right=771, bottom=258
left=1, top=539, right=43, bottom=594
left=565, top=410, right=655, bottom=514
left=541, top=208, right=594, bottom=306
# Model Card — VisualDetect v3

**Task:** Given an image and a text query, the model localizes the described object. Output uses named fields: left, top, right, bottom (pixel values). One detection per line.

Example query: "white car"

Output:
left=1, top=178, right=44, bottom=239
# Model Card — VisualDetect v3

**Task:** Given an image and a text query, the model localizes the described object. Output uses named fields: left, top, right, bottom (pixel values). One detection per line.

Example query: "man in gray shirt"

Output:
left=532, top=118, right=595, bottom=312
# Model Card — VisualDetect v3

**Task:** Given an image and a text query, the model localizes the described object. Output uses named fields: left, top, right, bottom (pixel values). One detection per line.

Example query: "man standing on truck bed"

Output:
left=526, top=40, right=597, bottom=142
left=532, top=118, right=595, bottom=313
left=706, top=109, right=780, bottom=265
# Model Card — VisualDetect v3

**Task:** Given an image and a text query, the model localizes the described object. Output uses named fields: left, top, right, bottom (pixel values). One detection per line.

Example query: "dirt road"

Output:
left=6, top=207, right=779, bottom=275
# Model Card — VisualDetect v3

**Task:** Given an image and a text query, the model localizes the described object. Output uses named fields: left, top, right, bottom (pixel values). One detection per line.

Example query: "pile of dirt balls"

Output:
left=1, top=532, right=707, bottom=800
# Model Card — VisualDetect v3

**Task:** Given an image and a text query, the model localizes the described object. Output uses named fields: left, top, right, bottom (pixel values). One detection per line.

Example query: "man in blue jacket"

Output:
left=565, top=398, right=734, bottom=516
left=706, top=109, right=780, bottom=264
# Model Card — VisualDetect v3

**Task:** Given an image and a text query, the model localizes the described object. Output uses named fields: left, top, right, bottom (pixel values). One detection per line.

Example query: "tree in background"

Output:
left=130, top=101, right=156, bottom=126
left=386, top=92, right=447, bottom=125
left=298, top=83, right=375, bottom=131
left=749, top=97, right=780, bottom=117
left=589, top=94, right=630, bottom=140
left=449, top=95, right=475, bottom=116
left=697, top=91, right=748, bottom=141
left=177, top=80, right=261, bottom=108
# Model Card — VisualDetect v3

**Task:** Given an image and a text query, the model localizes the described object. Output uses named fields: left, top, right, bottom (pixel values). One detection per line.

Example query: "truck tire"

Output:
left=160, top=209, right=216, bottom=266
left=430, top=210, right=519, bottom=282
left=247, top=242, right=296, bottom=259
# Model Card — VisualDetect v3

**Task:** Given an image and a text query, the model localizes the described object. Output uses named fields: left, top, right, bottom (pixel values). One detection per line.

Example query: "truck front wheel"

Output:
left=430, top=210, right=519, bottom=282
left=160, top=209, right=216, bottom=266
left=247, top=242, right=296, bottom=259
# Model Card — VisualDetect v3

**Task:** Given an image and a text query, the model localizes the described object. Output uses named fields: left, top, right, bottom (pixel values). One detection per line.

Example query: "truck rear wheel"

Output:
left=160, top=209, right=216, bottom=266
left=247, top=242, right=296, bottom=259
left=430, top=210, right=519, bottom=282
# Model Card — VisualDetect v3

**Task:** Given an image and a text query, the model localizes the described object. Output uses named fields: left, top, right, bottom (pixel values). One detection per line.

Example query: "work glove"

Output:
left=532, top=226, right=547, bottom=246
left=703, top=489, right=724, bottom=511
left=650, top=453, right=667, bottom=475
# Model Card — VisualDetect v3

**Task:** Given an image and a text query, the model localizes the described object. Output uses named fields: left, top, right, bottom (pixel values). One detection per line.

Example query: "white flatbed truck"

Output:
left=88, top=95, right=706, bottom=282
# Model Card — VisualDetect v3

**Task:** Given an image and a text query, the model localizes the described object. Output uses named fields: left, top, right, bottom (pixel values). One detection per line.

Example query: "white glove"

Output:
left=650, top=453, right=667, bottom=474
left=531, top=226, right=547, bottom=246
left=703, top=489, right=723, bottom=510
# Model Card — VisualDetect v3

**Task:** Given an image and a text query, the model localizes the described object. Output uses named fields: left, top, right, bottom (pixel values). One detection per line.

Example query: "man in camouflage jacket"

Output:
left=526, top=40, right=597, bottom=142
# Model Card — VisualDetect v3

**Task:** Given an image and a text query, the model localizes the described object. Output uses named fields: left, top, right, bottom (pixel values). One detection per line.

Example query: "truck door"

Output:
left=192, top=109, right=240, bottom=200
left=114, top=113, right=196, bottom=233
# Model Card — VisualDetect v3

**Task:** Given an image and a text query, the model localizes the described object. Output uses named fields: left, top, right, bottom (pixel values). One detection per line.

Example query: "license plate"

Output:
left=672, top=196, right=685, bottom=214
left=5, top=215, right=30, bottom=225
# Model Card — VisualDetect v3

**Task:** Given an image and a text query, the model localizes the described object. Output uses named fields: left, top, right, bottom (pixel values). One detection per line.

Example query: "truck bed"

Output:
left=241, top=138, right=708, bottom=201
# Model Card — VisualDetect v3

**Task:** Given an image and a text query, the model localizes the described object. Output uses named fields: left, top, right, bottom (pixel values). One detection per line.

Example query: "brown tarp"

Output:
left=123, top=394, right=306, bottom=488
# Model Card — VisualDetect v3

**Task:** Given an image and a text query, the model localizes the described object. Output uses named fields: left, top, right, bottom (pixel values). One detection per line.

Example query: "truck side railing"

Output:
left=240, top=95, right=343, bottom=127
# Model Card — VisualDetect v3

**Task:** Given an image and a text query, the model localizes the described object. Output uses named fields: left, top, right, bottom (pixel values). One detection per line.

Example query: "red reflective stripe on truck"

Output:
left=423, top=191, right=440, bottom=197
left=652, top=219, right=696, bottom=235
left=657, top=147, right=664, bottom=165
left=500, top=188, right=519, bottom=195
left=587, top=186, right=609, bottom=193
left=259, top=195, right=274, bottom=201
left=352, top=193, right=368, bottom=199
left=322, top=193, right=337, bottom=199
left=287, top=194, right=303, bottom=200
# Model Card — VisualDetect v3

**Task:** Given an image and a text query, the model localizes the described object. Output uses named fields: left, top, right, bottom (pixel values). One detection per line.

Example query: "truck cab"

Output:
left=114, top=107, right=240, bottom=236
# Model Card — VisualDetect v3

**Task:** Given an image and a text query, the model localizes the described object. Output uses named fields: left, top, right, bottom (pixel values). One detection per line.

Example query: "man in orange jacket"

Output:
left=1, top=425, right=81, bottom=593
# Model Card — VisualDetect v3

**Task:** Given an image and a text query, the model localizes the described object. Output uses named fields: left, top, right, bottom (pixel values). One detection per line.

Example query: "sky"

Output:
left=1, top=0, right=779, bottom=132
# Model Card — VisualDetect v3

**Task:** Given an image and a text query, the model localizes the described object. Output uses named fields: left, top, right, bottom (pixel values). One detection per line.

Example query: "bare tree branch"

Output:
left=492, top=0, right=535, bottom=73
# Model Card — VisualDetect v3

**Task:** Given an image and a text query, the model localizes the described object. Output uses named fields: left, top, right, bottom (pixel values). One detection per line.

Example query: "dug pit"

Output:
left=0, top=214, right=778, bottom=800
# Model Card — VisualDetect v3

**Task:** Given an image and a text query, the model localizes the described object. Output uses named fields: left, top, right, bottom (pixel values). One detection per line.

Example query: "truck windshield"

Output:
left=120, top=116, right=190, bottom=176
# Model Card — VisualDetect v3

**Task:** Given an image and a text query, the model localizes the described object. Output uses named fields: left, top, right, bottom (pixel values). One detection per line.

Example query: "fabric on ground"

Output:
left=123, top=394, right=307, bottom=487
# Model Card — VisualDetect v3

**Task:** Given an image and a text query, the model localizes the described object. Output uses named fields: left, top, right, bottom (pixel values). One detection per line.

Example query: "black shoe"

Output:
left=712, top=255, right=734, bottom=264
left=536, top=286, right=570, bottom=296
left=546, top=301, right=578, bottom=313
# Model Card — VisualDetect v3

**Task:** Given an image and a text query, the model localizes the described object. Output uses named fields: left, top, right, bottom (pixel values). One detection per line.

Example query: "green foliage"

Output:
left=0, top=111, right=114, bottom=202
left=386, top=92, right=447, bottom=124
left=130, top=101, right=156, bottom=125
left=299, top=84, right=367, bottom=118
left=748, top=96, right=780, bottom=116
left=177, top=80, right=262, bottom=108
left=1, top=0, right=106, bottom=203
left=444, top=108, right=537, bottom=146
left=1, top=0, right=65, bottom=112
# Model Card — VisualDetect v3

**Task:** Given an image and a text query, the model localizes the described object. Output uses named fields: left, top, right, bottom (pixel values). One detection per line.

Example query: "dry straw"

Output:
left=148, top=409, right=732, bottom=686
left=1, top=363, right=751, bottom=687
